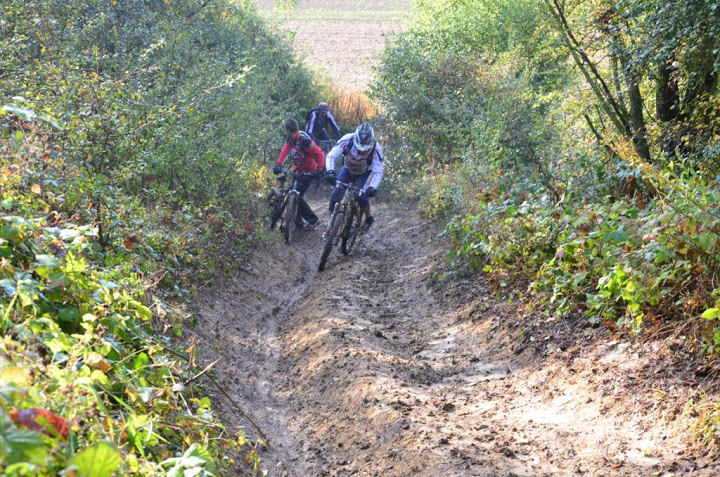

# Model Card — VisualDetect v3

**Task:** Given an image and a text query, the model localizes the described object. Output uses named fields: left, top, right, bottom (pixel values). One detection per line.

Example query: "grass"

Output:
left=326, top=85, right=381, bottom=126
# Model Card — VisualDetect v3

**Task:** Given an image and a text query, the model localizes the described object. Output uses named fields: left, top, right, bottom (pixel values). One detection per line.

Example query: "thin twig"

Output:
left=207, top=374, right=270, bottom=444
left=183, top=358, right=221, bottom=386
left=138, top=341, right=269, bottom=443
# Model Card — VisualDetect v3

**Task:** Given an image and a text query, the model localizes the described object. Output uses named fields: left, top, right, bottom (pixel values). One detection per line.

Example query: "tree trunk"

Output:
left=656, top=61, right=679, bottom=122
left=627, top=77, right=651, bottom=162
left=656, top=60, right=680, bottom=156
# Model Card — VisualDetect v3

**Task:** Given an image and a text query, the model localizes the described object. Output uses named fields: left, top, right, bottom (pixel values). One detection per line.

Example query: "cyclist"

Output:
left=305, top=102, right=342, bottom=142
left=323, top=123, right=383, bottom=233
left=273, top=119, right=324, bottom=230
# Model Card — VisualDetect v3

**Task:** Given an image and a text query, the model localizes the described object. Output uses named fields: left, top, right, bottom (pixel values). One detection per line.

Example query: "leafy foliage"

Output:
left=374, top=0, right=720, bottom=448
left=374, top=0, right=720, bottom=339
left=372, top=0, right=568, bottom=191
left=1, top=0, right=322, bottom=473
left=373, top=0, right=720, bottom=406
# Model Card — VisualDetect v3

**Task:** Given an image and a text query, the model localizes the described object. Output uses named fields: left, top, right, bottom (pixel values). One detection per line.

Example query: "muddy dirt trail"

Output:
left=188, top=187, right=720, bottom=476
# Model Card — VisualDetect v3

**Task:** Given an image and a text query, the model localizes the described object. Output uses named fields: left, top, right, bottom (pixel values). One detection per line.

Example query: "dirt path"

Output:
left=189, top=187, right=720, bottom=476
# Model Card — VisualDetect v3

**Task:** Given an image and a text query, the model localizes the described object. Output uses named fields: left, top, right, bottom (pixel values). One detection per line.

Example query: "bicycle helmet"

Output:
left=318, top=102, right=329, bottom=113
left=353, top=123, right=375, bottom=152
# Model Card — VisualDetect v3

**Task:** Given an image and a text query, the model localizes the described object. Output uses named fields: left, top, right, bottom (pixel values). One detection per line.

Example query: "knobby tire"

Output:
left=341, top=203, right=360, bottom=255
left=284, top=193, right=298, bottom=244
left=319, top=209, right=344, bottom=271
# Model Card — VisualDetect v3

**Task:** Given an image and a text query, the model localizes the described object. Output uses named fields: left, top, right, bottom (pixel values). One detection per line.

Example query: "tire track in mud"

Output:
left=190, top=189, right=720, bottom=476
left=263, top=195, right=548, bottom=476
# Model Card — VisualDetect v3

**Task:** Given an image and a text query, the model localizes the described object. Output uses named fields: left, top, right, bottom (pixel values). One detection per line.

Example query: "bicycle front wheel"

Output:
left=284, top=193, right=299, bottom=244
left=341, top=204, right=361, bottom=255
left=319, top=209, right=344, bottom=271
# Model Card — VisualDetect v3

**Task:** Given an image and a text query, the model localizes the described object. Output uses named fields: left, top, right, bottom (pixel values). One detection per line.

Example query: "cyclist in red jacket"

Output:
left=273, top=119, right=324, bottom=230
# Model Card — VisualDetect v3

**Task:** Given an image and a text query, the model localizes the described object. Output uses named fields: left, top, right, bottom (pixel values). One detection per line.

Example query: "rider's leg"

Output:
left=354, top=171, right=372, bottom=216
left=361, top=205, right=371, bottom=221
left=296, top=175, right=318, bottom=224
left=357, top=203, right=374, bottom=233
left=353, top=171, right=374, bottom=232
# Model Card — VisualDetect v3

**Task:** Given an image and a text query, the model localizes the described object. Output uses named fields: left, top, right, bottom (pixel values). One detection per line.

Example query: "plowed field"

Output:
left=255, top=0, right=411, bottom=90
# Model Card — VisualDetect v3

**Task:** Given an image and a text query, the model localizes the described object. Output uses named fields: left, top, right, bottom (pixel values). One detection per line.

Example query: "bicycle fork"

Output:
left=323, top=205, right=343, bottom=244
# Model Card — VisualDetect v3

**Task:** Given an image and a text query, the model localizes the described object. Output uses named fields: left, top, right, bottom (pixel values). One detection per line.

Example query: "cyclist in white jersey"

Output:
left=323, top=123, right=384, bottom=232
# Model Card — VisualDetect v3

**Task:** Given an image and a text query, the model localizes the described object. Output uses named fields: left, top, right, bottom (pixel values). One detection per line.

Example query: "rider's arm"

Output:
left=326, top=135, right=351, bottom=171
left=305, top=141, right=325, bottom=173
left=325, top=144, right=342, bottom=172
left=327, top=111, right=342, bottom=138
left=365, top=146, right=384, bottom=190
left=306, top=111, right=317, bottom=137
left=276, top=143, right=290, bottom=167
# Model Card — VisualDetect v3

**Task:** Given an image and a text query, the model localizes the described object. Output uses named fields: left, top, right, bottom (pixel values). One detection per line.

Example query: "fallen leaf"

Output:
left=0, top=367, right=32, bottom=386
left=10, top=408, right=69, bottom=438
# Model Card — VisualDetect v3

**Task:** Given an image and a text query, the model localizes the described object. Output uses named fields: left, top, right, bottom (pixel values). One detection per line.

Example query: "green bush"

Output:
left=1, top=0, right=322, bottom=472
left=373, top=0, right=720, bottom=356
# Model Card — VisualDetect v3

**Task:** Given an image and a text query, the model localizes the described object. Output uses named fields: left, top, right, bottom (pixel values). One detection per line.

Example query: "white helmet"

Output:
left=353, top=123, right=375, bottom=152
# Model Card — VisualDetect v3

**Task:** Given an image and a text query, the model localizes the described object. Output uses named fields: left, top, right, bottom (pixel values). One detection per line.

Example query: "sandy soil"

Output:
left=187, top=186, right=720, bottom=476
left=255, top=0, right=411, bottom=91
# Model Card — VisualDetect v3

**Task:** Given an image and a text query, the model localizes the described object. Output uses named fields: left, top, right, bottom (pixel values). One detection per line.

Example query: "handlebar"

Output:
left=274, top=169, right=318, bottom=179
left=334, top=181, right=365, bottom=194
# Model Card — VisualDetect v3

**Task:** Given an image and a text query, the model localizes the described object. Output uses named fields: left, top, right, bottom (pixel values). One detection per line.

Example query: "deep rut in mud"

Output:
left=188, top=188, right=720, bottom=477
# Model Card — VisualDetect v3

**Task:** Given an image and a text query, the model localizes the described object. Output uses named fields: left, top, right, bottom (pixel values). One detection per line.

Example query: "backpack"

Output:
left=286, top=130, right=314, bottom=150
left=342, top=142, right=378, bottom=166
left=304, top=108, right=317, bottom=130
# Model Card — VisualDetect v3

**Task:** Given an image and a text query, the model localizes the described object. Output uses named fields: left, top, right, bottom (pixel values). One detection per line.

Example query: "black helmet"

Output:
left=318, top=102, right=329, bottom=113
left=353, top=123, right=375, bottom=152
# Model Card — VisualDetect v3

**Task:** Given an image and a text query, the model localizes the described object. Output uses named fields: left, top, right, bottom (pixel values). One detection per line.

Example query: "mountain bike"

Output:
left=318, top=181, right=366, bottom=271
left=316, top=139, right=336, bottom=155
left=267, top=170, right=315, bottom=245
left=315, top=139, right=336, bottom=174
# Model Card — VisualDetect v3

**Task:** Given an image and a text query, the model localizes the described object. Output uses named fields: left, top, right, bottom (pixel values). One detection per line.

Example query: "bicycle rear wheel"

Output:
left=319, top=209, right=344, bottom=271
left=341, top=204, right=361, bottom=255
left=284, top=193, right=299, bottom=244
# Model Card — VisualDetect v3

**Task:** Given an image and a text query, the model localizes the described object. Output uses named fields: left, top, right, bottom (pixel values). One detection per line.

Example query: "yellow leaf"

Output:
left=95, top=360, right=112, bottom=373
left=82, top=313, right=98, bottom=322
left=86, top=352, right=111, bottom=371
left=0, top=367, right=32, bottom=386
left=31, top=184, right=42, bottom=194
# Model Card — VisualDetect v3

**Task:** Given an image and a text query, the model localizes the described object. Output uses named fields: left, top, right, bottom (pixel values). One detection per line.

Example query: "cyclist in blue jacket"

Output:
left=306, top=102, right=342, bottom=142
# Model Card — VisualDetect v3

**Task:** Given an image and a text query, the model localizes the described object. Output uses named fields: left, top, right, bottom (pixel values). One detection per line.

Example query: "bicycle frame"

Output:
left=330, top=181, right=363, bottom=236
left=268, top=172, right=288, bottom=228
left=268, top=169, right=314, bottom=244
left=316, top=139, right=336, bottom=153
left=285, top=172, right=304, bottom=201
left=318, top=180, right=365, bottom=271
